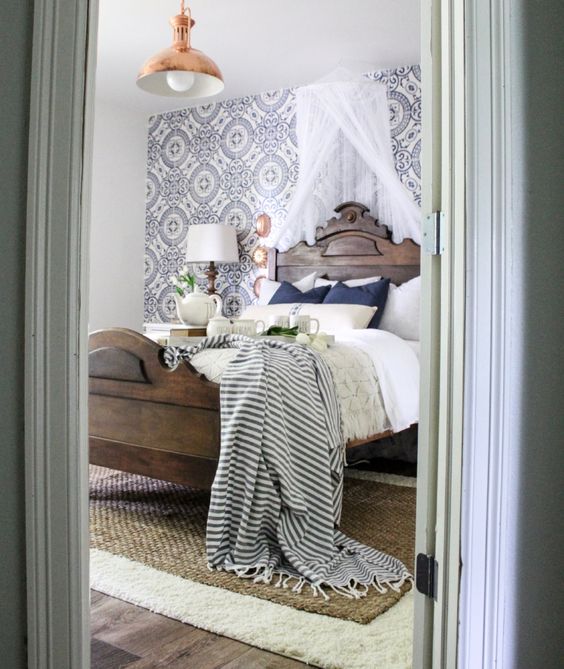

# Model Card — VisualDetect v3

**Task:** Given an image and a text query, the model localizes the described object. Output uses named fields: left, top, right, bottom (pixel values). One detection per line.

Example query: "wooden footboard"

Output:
left=89, top=328, right=414, bottom=489
left=89, top=328, right=221, bottom=489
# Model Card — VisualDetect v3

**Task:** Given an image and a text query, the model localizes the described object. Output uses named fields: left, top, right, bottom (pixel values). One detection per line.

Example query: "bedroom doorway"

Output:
left=24, top=0, right=466, bottom=667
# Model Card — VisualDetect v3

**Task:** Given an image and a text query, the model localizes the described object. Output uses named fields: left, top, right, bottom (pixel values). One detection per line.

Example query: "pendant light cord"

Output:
left=180, top=0, right=191, bottom=21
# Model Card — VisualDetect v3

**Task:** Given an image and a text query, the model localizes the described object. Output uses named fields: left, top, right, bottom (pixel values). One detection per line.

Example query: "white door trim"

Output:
left=459, top=0, right=516, bottom=666
left=24, top=0, right=92, bottom=666
left=413, top=0, right=466, bottom=666
left=412, top=0, right=443, bottom=663
left=432, top=0, right=467, bottom=666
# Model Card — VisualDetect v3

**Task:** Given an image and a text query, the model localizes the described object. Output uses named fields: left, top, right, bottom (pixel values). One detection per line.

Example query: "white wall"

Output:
left=89, top=98, right=147, bottom=331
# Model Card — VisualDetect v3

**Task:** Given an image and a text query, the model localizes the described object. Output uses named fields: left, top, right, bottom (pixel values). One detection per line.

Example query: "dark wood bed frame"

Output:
left=89, top=202, right=420, bottom=489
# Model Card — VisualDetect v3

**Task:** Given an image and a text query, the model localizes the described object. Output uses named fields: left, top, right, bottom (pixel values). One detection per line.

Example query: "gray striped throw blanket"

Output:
left=164, top=334, right=411, bottom=600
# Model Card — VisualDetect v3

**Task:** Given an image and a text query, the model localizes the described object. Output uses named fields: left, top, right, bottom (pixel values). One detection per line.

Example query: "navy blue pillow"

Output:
left=323, top=279, right=391, bottom=328
left=268, top=281, right=331, bottom=304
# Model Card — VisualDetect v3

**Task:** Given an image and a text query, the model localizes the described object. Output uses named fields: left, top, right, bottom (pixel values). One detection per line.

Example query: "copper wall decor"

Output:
left=252, top=245, right=269, bottom=269
left=256, top=213, right=272, bottom=238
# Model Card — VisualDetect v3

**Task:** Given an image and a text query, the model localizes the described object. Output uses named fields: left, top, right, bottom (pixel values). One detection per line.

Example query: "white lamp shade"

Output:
left=185, top=224, right=239, bottom=263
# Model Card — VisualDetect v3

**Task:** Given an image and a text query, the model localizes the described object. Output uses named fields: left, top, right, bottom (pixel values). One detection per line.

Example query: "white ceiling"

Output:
left=95, top=0, right=420, bottom=117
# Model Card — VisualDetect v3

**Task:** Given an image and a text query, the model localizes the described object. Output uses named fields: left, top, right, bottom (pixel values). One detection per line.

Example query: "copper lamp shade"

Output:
left=137, top=1, right=224, bottom=99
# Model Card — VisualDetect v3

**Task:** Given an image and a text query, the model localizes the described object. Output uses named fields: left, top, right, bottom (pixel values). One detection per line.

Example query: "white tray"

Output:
left=260, top=334, right=335, bottom=345
left=165, top=334, right=335, bottom=347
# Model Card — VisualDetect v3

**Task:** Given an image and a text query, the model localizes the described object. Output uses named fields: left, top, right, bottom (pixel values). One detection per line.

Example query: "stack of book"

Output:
left=143, top=322, right=207, bottom=345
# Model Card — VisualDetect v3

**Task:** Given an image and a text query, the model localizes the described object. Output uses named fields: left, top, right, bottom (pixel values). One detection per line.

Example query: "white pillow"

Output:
left=241, top=303, right=377, bottom=332
left=314, top=275, right=382, bottom=288
left=258, top=272, right=318, bottom=305
left=379, top=276, right=421, bottom=340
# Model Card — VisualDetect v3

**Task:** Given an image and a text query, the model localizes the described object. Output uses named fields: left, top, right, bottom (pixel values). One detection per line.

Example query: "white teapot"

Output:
left=174, top=286, right=222, bottom=326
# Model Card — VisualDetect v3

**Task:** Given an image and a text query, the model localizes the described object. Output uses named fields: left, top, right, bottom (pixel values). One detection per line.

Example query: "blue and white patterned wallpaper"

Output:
left=145, top=65, right=421, bottom=322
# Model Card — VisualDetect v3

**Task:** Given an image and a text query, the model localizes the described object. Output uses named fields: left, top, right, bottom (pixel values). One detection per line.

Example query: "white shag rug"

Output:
left=90, top=470, right=415, bottom=669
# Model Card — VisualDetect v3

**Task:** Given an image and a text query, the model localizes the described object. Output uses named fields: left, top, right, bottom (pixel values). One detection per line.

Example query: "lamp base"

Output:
left=205, top=260, right=218, bottom=295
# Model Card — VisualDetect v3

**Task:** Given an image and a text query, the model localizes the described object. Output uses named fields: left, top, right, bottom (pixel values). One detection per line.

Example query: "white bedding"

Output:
left=334, top=330, right=419, bottom=433
left=189, top=330, right=419, bottom=440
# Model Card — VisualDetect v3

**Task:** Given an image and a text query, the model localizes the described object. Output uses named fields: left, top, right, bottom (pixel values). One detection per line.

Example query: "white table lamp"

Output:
left=185, top=224, right=239, bottom=294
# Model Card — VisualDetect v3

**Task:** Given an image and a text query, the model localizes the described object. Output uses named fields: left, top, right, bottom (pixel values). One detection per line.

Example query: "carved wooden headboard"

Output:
left=266, top=201, right=420, bottom=288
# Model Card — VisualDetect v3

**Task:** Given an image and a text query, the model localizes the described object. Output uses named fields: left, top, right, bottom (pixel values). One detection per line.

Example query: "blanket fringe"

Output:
left=207, top=563, right=413, bottom=602
left=253, top=566, right=274, bottom=585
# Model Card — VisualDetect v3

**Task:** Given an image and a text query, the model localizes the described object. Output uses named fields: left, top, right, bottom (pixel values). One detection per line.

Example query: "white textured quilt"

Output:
left=189, top=330, right=419, bottom=441
left=335, top=330, right=420, bottom=433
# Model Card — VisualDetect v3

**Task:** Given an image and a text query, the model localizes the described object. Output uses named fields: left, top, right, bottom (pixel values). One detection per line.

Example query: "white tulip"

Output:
left=295, top=333, right=311, bottom=345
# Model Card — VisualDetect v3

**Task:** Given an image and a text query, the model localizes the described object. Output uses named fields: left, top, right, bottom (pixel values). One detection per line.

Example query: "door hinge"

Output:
left=416, top=553, right=438, bottom=599
left=422, top=211, right=445, bottom=255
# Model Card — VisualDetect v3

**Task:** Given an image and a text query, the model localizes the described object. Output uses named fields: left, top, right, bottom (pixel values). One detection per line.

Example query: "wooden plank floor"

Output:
left=91, top=590, right=308, bottom=669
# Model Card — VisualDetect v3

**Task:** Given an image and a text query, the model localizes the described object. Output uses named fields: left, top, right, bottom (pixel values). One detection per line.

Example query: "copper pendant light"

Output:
left=137, top=1, right=224, bottom=99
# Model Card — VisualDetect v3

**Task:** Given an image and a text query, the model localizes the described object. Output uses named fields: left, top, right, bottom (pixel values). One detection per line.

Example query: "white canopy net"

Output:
left=269, top=74, right=421, bottom=251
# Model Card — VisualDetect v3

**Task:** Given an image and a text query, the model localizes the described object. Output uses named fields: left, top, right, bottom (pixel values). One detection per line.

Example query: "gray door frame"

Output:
left=25, top=0, right=96, bottom=666
left=24, top=0, right=515, bottom=666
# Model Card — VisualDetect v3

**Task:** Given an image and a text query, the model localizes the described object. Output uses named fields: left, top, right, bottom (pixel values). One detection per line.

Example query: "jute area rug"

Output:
left=89, top=466, right=415, bottom=625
